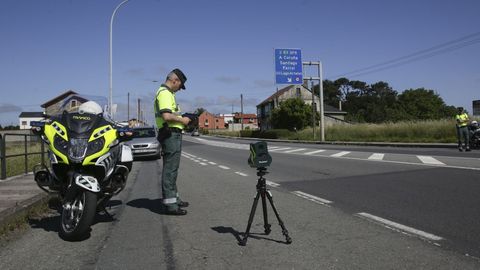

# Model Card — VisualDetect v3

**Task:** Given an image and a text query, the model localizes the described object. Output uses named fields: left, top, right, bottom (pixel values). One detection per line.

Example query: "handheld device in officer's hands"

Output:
left=247, top=141, right=272, bottom=168
left=182, top=113, right=198, bottom=121
left=182, top=113, right=199, bottom=127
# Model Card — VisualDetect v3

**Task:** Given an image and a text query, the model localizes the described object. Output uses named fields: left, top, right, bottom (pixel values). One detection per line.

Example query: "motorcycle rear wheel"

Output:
left=60, top=190, right=97, bottom=240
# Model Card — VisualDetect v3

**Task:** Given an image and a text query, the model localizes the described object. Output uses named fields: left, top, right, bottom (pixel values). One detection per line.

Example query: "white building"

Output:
left=18, top=112, right=44, bottom=129
left=219, top=113, right=234, bottom=124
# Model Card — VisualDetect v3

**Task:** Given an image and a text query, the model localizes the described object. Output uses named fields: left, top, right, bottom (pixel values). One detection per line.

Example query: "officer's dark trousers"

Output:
left=457, top=126, right=469, bottom=149
left=160, top=132, right=182, bottom=210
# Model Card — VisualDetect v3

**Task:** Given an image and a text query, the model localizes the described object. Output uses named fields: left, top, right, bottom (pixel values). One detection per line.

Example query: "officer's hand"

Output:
left=182, top=117, right=191, bottom=125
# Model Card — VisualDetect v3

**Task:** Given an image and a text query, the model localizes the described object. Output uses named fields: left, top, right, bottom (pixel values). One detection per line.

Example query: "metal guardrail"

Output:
left=0, top=133, right=46, bottom=180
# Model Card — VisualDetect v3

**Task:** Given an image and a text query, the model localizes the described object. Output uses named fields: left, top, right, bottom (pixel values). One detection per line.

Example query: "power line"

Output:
left=329, top=31, right=480, bottom=80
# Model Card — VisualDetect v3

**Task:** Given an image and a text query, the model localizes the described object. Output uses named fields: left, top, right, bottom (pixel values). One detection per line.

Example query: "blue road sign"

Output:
left=275, top=48, right=303, bottom=85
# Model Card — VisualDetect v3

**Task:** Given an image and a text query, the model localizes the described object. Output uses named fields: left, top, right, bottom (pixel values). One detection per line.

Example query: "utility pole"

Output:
left=137, top=98, right=140, bottom=126
left=303, top=61, right=325, bottom=141
left=311, top=80, right=316, bottom=140
left=240, top=94, right=244, bottom=131
left=109, top=0, right=130, bottom=117
left=127, top=92, right=130, bottom=122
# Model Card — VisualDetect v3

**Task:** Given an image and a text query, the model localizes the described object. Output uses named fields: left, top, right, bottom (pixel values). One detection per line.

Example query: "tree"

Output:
left=315, top=80, right=340, bottom=109
left=270, top=98, right=313, bottom=130
left=343, top=81, right=398, bottom=123
left=398, top=88, right=455, bottom=120
left=194, top=107, right=206, bottom=115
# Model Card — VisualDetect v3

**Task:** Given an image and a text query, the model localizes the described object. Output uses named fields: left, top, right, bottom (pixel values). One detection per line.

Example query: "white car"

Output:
left=124, top=127, right=161, bottom=160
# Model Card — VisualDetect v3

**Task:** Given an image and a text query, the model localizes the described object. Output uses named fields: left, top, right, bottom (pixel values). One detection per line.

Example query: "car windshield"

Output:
left=133, top=128, right=156, bottom=138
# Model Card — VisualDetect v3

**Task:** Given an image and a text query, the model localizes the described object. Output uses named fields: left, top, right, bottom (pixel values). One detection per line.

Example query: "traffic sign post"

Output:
left=275, top=48, right=303, bottom=85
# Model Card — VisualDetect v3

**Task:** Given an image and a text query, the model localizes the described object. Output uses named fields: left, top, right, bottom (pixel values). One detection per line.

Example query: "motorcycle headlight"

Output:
left=86, top=137, right=105, bottom=157
left=53, top=135, right=69, bottom=155
left=68, top=138, right=88, bottom=163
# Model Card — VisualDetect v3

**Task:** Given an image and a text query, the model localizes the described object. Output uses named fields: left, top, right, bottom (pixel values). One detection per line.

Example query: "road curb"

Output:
left=0, top=192, right=49, bottom=234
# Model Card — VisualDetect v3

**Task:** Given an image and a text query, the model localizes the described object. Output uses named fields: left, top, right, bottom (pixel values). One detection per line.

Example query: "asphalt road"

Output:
left=0, top=135, right=479, bottom=269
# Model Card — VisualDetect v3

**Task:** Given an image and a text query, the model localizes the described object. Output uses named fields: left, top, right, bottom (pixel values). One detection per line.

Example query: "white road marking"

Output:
left=284, top=148, right=306, bottom=153
left=208, top=161, right=217, bottom=165
left=199, top=162, right=208, bottom=166
left=331, top=151, right=351, bottom=157
left=235, top=172, right=248, bottom=177
left=266, top=181, right=280, bottom=187
left=269, top=147, right=292, bottom=152
left=356, top=212, right=444, bottom=241
left=368, top=153, right=385, bottom=160
left=292, top=191, right=332, bottom=205
left=218, top=165, right=230, bottom=170
left=304, top=149, right=326, bottom=155
left=417, top=155, right=445, bottom=165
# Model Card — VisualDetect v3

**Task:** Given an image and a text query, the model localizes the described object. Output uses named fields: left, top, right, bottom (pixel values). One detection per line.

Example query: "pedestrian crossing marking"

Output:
left=368, top=153, right=385, bottom=160
left=304, top=149, right=325, bottom=155
left=284, top=148, right=306, bottom=153
left=417, top=156, right=445, bottom=165
left=331, top=151, right=350, bottom=157
left=269, top=147, right=292, bottom=152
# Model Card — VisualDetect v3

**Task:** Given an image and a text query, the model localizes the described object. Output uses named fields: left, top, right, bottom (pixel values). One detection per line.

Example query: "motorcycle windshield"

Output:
left=50, top=94, right=113, bottom=136
left=50, top=94, right=111, bottom=120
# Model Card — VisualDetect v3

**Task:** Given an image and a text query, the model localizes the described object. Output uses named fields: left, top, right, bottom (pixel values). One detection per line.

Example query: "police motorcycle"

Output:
left=469, top=120, right=480, bottom=149
left=31, top=95, right=133, bottom=240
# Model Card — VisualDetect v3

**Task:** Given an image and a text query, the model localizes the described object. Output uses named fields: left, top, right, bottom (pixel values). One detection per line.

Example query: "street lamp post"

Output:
left=109, top=0, right=130, bottom=117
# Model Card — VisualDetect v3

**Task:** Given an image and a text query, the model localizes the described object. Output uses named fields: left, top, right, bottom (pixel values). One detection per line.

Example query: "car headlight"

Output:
left=150, top=142, right=159, bottom=148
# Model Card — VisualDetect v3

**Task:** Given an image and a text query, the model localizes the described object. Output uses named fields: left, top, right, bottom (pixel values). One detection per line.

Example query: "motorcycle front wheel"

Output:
left=59, top=190, right=97, bottom=240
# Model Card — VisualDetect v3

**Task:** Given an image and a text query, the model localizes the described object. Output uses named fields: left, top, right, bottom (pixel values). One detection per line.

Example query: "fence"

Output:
left=0, top=133, right=46, bottom=180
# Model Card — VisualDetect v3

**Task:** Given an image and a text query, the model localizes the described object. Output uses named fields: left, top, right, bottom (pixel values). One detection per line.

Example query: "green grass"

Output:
left=1, top=141, right=47, bottom=178
left=325, top=119, right=458, bottom=143
left=209, top=118, right=475, bottom=143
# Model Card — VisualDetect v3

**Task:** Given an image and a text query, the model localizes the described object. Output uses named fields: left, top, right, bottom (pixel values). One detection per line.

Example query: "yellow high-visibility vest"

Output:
left=455, top=113, right=469, bottom=127
left=153, top=85, right=184, bottom=130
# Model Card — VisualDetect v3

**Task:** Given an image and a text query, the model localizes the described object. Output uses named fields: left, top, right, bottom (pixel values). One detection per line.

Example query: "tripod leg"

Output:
left=239, top=192, right=261, bottom=246
left=266, top=191, right=292, bottom=244
left=260, top=190, right=271, bottom=235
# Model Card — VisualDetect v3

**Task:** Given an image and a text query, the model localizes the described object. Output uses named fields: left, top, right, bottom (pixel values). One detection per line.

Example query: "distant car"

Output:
left=124, top=127, right=161, bottom=160
left=191, top=130, right=200, bottom=136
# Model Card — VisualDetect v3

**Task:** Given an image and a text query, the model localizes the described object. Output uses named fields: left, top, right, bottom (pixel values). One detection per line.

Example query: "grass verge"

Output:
left=0, top=195, right=54, bottom=242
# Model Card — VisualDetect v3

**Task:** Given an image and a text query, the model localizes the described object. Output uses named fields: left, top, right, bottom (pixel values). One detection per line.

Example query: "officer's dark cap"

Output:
left=172, top=68, right=187, bottom=89
left=458, top=107, right=464, bottom=111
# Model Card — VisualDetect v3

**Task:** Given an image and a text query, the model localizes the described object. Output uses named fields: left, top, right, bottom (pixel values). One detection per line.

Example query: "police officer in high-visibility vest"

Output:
left=455, top=107, right=470, bottom=152
left=154, top=68, right=191, bottom=215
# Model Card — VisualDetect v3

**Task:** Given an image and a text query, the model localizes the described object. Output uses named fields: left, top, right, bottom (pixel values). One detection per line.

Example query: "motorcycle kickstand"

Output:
left=99, top=204, right=116, bottom=220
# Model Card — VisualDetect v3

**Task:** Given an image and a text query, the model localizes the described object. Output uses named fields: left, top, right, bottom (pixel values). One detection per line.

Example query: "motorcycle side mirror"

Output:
left=30, top=121, right=45, bottom=135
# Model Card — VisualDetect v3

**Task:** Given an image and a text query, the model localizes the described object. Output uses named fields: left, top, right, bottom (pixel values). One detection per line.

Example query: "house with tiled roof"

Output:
left=256, top=85, right=347, bottom=130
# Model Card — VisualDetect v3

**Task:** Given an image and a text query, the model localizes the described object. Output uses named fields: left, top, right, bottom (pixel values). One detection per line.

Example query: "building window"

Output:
left=204, top=119, right=209, bottom=126
left=296, top=87, right=301, bottom=98
left=22, top=121, right=27, bottom=126
left=215, top=119, right=219, bottom=122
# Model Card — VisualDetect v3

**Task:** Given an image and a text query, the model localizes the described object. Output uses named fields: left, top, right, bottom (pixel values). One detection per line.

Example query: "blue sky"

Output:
left=1, top=0, right=479, bottom=126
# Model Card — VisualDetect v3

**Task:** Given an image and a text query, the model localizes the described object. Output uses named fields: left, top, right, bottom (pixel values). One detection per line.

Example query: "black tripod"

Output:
left=239, top=167, right=292, bottom=246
